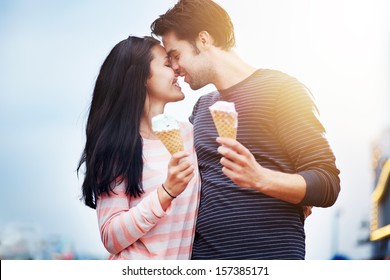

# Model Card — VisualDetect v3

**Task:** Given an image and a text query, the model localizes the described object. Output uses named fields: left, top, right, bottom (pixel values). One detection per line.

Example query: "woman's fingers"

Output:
left=170, top=151, right=190, bottom=166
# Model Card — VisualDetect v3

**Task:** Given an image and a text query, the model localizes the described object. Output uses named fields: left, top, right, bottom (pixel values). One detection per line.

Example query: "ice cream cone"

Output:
left=154, top=128, right=184, bottom=155
left=209, top=101, right=238, bottom=139
left=152, top=114, right=184, bottom=155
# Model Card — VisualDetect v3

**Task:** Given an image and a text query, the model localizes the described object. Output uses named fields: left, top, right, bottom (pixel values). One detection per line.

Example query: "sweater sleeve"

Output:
left=96, top=181, right=170, bottom=254
left=189, top=97, right=201, bottom=125
left=275, top=77, right=340, bottom=207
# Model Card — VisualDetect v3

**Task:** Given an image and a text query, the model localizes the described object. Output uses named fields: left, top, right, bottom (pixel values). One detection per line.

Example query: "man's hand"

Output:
left=216, top=137, right=306, bottom=204
left=216, top=137, right=265, bottom=190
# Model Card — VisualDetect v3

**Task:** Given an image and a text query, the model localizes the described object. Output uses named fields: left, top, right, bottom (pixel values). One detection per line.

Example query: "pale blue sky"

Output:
left=0, top=0, right=389, bottom=259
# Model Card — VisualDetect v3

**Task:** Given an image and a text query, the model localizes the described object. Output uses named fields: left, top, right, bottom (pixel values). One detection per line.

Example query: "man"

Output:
left=151, top=0, right=340, bottom=259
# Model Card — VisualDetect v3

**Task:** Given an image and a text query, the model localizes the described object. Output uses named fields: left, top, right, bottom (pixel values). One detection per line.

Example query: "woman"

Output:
left=77, top=36, right=200, bottom=259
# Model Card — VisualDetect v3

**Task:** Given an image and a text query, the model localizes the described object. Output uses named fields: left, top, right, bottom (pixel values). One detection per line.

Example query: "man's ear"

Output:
left=197, top=31, right=213, bottom=49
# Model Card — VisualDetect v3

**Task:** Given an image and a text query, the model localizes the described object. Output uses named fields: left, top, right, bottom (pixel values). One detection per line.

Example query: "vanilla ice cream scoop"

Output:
left=152, top=114, right=180, bottom=132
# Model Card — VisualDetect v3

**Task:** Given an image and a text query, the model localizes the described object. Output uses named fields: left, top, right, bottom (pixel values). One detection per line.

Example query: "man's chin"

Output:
left=189, top=82, right=203, bottom=91
left=189, top=83, right=208, bottom=91
left=184, top=76, right=198, bottom=90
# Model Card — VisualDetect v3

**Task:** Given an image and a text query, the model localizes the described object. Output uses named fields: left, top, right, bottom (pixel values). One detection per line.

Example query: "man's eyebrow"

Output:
left=166, top=49, right=177, bottom=57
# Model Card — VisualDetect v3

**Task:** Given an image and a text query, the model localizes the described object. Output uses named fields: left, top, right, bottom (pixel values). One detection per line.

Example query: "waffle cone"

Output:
left=210, top=110, right=237, bottom=139
left=155, top=128, right=184, bottom=155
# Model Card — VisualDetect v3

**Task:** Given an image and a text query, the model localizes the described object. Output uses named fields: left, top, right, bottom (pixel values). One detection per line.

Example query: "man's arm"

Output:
left=216, top=137, right=307, bottom=204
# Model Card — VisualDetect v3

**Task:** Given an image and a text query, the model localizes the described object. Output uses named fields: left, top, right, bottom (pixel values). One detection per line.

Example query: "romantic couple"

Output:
left=77, top=0, right=340, bottom=260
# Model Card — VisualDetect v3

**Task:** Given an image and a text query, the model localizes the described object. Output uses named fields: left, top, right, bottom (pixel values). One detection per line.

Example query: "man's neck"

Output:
left=211, top=49, right=257, bottom=91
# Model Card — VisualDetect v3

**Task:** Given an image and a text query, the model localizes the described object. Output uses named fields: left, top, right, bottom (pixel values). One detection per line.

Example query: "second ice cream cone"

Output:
left=209, top=101, right=238, bottom=139
left=210, top=111, right=237, bottom=139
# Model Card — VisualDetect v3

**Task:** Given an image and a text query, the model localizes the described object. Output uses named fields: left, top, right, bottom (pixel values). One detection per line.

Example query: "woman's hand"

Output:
left=158, top=151, right=194, bottom=209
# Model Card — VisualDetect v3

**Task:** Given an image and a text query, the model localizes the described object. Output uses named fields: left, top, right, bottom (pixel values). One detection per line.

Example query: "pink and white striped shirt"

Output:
left=96, top=121, right=200, bottom=259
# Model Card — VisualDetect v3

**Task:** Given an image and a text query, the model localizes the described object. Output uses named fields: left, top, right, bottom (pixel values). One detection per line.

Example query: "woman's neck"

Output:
left=140, top=105, right=164, bottom=140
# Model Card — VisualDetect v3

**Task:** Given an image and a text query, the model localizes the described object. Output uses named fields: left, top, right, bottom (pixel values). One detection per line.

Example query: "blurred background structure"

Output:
left=1, top=0, right=389, bottom=260
left=369, top=128, right=390, bottom=259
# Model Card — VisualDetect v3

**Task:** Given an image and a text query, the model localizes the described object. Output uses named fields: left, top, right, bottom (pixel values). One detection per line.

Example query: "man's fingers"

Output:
left=220, top=156, right=241, bottom=171
left=221, top=166, right=238, bottom=183
left=217, top=145, right=246, bottom=165
left=216, top=137, right=247, bottom=155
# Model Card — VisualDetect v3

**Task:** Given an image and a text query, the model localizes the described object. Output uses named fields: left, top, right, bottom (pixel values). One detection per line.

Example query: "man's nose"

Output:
left=171, top=59, right=180, bottom=71
left=174, top=69, right=184, bottom=77
left=173, top=66, right=184, bottom=77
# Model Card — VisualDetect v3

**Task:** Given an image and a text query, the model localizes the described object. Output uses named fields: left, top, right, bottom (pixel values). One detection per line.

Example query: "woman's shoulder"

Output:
left=178, top=120, right=193, bottom=132
left=178, top=120, right=194, bottom=142
left=177, top=120, right=195, bottom=153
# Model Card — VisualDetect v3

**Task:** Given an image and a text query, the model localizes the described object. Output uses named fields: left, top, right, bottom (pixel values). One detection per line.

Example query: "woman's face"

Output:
left=146, top=45, right=184, bottom=106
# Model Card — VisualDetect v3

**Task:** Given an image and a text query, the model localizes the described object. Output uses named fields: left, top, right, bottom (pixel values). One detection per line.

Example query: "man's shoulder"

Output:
left=253, top=69, right=306, bottom=93
left=196, top=90, right=219, bottom=104
left=256, top=68, right=295, bottom=81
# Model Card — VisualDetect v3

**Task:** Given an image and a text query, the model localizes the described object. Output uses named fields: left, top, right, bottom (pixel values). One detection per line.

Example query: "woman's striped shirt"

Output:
left=190, top=69, right=340, bottom=260
left=96, top=121, right=201, bottom=260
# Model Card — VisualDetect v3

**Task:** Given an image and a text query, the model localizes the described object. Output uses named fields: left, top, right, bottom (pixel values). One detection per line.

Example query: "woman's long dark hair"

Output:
left=77, top=36, right=160, bottom=209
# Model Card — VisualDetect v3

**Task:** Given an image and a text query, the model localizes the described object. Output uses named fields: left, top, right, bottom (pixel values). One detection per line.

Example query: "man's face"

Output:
left=162, top=31, right=213, bottom=90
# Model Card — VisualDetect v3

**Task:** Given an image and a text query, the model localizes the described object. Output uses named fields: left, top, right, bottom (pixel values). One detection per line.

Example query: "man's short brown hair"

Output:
left=151, top=0, right=235, bottom=50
